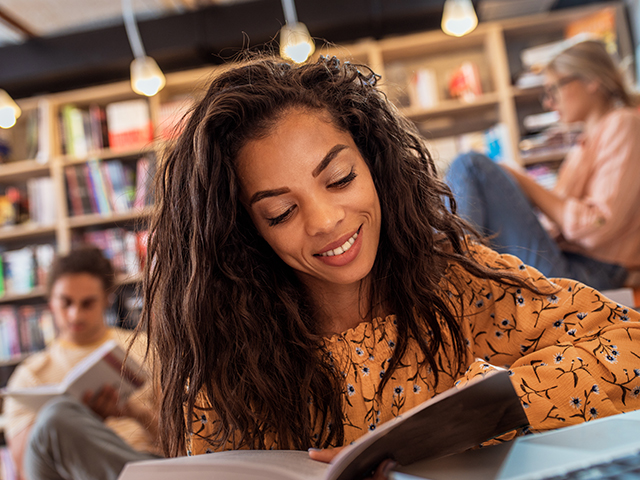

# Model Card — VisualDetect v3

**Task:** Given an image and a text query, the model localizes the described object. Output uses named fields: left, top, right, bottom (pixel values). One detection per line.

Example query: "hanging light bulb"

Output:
left=122, top=0, right=165, bottom=96
left=130, top=56, right=166, bottom=97
left=280, top=22, right=315, bottom=64
left=279, top=0, right=315, bottom=63
left=0, top=89, right=21, bottom=129
left=441, top=0, right=478, bottom=37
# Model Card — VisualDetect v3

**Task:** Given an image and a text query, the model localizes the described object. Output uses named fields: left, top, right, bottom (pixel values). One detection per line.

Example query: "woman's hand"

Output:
left=308, top=447, right=397, bottom=480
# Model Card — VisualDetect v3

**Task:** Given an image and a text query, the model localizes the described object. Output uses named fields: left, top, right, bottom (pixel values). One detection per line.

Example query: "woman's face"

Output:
left=542, top=72, right=595, bottom=123
left=237, top=109, right=382, bottom=292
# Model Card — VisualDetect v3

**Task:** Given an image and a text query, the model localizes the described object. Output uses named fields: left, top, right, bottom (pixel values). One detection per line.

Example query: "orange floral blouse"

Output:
left=187, top=244, right=640, bottom=455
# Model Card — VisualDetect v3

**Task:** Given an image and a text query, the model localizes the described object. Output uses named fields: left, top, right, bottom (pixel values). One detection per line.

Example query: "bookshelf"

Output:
left=0, top=2, right=633, bottom=368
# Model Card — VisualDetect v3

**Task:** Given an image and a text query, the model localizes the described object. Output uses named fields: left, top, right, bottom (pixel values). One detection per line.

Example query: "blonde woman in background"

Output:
left=446, top=39, right=640, bottom=291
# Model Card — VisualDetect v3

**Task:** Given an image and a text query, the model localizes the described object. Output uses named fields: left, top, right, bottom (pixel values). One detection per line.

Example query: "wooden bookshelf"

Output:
left=0, top=1, right=631, bottom=362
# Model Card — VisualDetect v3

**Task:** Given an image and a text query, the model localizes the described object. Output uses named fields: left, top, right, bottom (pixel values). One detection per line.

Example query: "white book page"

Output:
left=119, top=450, right=328, bottom=480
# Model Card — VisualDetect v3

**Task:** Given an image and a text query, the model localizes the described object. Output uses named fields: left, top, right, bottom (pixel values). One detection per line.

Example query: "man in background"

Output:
left=3, top=247, right=160, bottom=480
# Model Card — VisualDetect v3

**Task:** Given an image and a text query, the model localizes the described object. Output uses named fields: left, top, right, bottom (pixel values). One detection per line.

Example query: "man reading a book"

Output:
left=3, top=247, right=160, bottom=480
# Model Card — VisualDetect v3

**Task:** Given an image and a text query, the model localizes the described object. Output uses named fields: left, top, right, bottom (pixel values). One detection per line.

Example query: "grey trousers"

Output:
left=24, top=397, right=160, bottom=480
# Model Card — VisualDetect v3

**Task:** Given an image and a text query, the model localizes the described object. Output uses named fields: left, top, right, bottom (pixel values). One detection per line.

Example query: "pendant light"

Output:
left=0, top=89, right=21, bottom=129
left=279, top=0, right=315, bottom=63
left=441, top=0, right=478, bottom=37
left=122, top=0, right=166, bottom=96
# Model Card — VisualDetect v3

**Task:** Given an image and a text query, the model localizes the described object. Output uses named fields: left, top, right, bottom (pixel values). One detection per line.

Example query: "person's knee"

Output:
left=30, top=397, right=86, bottom=443
left=449, top=151, right=493, bottom=175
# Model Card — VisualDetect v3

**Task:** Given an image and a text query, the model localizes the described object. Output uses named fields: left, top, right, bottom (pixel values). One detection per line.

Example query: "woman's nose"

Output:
left=304, top=198, right=345, bottom=236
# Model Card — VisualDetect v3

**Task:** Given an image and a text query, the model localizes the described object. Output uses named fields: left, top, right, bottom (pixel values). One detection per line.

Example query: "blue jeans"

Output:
left=445, top=152, right=628, bottom=291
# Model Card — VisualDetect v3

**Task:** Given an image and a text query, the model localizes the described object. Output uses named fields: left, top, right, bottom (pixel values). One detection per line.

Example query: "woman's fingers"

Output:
left=309, top=448, right=396, bottom=480
left=308, top=446, right=345, bottom=463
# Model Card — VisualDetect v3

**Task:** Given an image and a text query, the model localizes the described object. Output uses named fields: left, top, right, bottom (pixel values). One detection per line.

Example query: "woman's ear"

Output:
left=585, top=79, right=602, bottom=95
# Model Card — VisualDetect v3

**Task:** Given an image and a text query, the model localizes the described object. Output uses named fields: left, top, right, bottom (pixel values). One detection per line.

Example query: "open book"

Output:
left=118, top=369, right=527, bottom=480
left=1, top=339, right=147, bottom=411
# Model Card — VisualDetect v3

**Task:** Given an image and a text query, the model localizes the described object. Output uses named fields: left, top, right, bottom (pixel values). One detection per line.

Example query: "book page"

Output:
left=118, top=450, right=328, bottom=480
left=326, top=370, right=527, bottom=480
left=65, top=340, right=146, bottom=405
left=0, top=386, right=63, bottom=411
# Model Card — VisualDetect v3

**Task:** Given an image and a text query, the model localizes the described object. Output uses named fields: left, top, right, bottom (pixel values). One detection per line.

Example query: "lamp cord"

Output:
left=122, top=0, right=146, bottom=59
left=280, top=0, right=298, bottom=25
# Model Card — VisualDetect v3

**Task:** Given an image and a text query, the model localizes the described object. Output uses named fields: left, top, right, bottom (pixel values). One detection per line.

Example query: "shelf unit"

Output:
left=320, top=2, right=632, bottom=168
left=0, top=1, right=632, bottom=354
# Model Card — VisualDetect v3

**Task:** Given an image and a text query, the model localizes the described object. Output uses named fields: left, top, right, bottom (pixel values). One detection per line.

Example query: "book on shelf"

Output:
left=0, top=306, right=21, bottom=361
left=408, top=68, right=439, bottom=109
left=27, top=176, right=57, bottom=225
left=3, top=247, right=35, bottom=295
left=60, top=104, right=89, bottom=158
left=426, top=123, right=513, bottom=174
left=519, top=124, right=580, bottom=162
left=101, top=160, right=134, bottom=213
left=66, top=157, right=150, bottom=217
left=118, top=369, right=527, bottom=480
left=65, top=165, right=85, bottom=216
left=564, top=7, right=617, bottom=52
left=17, top=304, right=55, bottom=355
left=33, top=244, right=55, bottom=288
left=526, top=164, right=560, bottom=190
left=447, top=61, right=482, bottom=101
left=79, top=228, right=144, bottom=276
left=1, top=244, right=55, bottom=297
left=60, top=103, right=111, bottom=156
left=87, top=159, right=112, bottom=215
left=133, top=156, right=155, bottom=209
left=105, top=99, right=153, bottom=150
left=1, top=339, right=147, bottom=411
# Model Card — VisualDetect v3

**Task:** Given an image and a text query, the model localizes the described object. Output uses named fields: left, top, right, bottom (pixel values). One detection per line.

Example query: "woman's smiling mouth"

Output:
left=318, top=229, right=360, bottom=257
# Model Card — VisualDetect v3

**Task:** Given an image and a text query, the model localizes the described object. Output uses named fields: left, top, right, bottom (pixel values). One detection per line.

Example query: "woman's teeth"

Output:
left=319, top=231, right=358, bottom=257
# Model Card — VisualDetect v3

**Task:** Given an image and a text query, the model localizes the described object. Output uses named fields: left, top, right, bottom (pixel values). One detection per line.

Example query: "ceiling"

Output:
left=0, top=0, right=620, bottom=98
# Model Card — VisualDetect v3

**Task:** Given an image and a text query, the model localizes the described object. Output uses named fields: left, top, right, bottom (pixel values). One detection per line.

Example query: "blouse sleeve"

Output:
left=453, top=244, right=640, bottom=433
left=557, top=111, right=640, bottom=247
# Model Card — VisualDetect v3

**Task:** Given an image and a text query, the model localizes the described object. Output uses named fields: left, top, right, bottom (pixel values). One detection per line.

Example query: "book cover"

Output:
left=1, top=339, right=147, bottom=411
left=73, top=164, right=96, bottom=215
left=105, top=99, right=153, bottom=150
left=82, top=163, right=101, bottom=214
left=118, top=370, right=527, bottom=480
left=0, top=306, right=20, bottom=360
left=87, top=159, right=112, bottom=215
left=133, top=156, right=151, bottom=209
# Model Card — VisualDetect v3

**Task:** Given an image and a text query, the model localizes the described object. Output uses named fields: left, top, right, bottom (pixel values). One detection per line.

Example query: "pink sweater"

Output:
left=551, top=107, right=640, bottom=268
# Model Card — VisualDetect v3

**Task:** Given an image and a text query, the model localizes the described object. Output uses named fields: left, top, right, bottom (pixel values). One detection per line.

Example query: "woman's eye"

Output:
left=267, top=205, right=296, bottom=227
left=329, top=169, right=357, bottom=189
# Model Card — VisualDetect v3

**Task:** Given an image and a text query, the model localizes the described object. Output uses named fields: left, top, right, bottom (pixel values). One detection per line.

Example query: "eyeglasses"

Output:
left=540, top=75, right=581, bottom=104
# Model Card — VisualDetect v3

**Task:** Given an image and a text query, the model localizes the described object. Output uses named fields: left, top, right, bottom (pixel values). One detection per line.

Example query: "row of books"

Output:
left=514, top=8, right=617, bottom=88
left=65, top=156, right=154, bottom=217
left=59, top=99, right=153, bottom=157
left=0, top=244, right=55, bottom=298
left=0, top=304, right=56, bottom=363
left=386, top=60, right=483, bottom=110
left=0, top=232, right=146, bottom=298
left=74, top=228, right=148, bottom=278
left=0, top=177, right=57, bottom=228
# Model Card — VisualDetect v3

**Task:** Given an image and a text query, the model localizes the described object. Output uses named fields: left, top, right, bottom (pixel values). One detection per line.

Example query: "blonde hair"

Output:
left=546, top=39, right=637, bottom=107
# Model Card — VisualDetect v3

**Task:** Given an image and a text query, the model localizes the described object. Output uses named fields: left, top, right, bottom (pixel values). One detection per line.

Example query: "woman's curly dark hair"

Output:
left=141, top=55, right=534, bottom=457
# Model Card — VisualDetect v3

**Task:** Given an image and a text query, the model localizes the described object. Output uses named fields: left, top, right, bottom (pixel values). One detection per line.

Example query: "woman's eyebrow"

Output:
left=249, top=187, right=290, bottom=206
left=312, top=144, right=349, bottom=178
left=249, top=144, right=350, bottom=206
